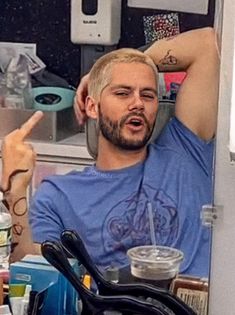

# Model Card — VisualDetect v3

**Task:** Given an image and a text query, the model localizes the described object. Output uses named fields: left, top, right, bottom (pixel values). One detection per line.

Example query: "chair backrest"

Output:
left=86, top=100, right=175, bottom=159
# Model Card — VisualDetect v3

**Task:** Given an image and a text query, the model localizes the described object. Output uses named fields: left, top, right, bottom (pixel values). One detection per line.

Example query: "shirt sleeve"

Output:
left=155, top=117, right=215, bottom=177
left=29, top=179, right=65, bottom=243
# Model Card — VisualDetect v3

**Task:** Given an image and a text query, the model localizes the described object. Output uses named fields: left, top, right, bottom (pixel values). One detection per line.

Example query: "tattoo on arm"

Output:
left=11, top=221, right=25, bottom=255
left=13, top=197, right=27, bottom=216
left=159, top=50, right=177, bottom=66
left=0, top=169, right=29, bottom=253
left=13, top=223, right=23, bottom=236
left=0, top=169, right=29, bottom=193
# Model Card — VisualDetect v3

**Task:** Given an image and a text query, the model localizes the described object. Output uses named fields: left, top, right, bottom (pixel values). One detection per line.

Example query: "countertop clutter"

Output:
left=0, top=269, right=208, bottom=315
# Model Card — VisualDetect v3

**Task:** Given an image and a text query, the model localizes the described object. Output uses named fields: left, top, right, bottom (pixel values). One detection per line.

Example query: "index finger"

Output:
left=19, top=111, right=44, bottom=140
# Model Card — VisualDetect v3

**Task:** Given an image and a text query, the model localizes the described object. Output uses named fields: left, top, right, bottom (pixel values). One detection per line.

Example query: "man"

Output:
left=1, top=27, right=219, bottom=277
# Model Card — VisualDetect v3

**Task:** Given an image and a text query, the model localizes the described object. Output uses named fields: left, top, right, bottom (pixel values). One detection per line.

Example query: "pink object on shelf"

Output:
left=164, top=72, right=187, bottom=92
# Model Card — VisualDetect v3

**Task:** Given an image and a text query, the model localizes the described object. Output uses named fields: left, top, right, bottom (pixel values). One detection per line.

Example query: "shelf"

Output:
left=0, top=132, right=94, bottom=165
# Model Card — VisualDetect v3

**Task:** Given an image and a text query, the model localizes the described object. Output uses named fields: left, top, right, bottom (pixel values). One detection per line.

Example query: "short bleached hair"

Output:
left=88, top=48, right=158, bottom=100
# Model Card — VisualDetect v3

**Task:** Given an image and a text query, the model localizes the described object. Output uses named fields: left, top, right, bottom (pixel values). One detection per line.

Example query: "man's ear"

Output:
left=85, top=96, right=98, bottom=119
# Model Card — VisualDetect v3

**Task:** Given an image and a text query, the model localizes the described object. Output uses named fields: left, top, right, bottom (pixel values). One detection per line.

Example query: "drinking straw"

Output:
left=147, top=202, right=157, bottom=247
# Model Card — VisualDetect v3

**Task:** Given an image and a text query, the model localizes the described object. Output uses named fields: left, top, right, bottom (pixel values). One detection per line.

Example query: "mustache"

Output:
left=119, top=112, right=148, bottom=127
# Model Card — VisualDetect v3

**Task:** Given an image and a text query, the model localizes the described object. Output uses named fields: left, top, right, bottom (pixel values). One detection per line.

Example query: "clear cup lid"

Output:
left=127, top=245, right=184, bottom=280
left=127, top=245, right=184, bottom=264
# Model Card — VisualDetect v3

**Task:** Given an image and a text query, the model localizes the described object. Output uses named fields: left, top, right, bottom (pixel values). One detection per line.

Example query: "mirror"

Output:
left=0, top=0, right=223, bottom=314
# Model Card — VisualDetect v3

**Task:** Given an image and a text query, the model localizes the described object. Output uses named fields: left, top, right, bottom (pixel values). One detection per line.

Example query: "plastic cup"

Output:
left=127, top=245, right=184, bottom=289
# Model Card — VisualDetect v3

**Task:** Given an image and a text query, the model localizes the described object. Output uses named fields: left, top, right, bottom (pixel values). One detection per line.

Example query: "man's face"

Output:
left=98, top=62, right=158, bottom=151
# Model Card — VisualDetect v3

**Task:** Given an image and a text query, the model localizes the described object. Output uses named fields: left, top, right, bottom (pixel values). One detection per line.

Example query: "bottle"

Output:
left=27, top=291, right=38, bottom=315
left=0, top=201, right=12, bottom=269
left=105, top=265, right=119, bottom=284
left=21, top=284, right=32, bottom=315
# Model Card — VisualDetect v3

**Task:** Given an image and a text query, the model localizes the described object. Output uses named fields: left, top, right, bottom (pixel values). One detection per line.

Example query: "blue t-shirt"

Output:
left=30, top=117, right=214, bottom=277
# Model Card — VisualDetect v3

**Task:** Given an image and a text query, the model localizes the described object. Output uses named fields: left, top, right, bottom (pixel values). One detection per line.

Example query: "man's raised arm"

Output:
left=145, top=27, right=220, bottom=140
left=1, top=111, right=44, bottom=262
left=74, top=27, right=220, bottom=141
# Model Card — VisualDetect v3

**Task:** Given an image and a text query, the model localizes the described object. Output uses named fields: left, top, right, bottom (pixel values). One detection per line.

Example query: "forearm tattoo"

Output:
left=1, top=169, right=29, bottom=254
left=12, top=223, right=23, bottom=236
left=0, top=169, right=28, bottom=194
left=13, top=197, right=27, bottom=216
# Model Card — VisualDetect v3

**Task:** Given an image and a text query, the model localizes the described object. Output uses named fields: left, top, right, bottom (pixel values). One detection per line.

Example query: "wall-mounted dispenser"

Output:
left=71, top=0, right=122, bottom=45
left=128, top=0, right=209, bottom=15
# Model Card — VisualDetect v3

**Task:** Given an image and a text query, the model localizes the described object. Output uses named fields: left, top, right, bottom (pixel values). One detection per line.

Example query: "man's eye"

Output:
left=142, top=94, right=155, bottom=99
left=115, top=91, right=129, bottom=96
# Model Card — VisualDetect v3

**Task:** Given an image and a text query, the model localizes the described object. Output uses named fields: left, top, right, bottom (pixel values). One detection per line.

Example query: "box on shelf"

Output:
left=10, top=254, right=81, bottom=315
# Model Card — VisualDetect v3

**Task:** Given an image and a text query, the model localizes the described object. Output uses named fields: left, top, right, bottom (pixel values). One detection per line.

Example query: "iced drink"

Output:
left=127, top=245, right=184, bottom=289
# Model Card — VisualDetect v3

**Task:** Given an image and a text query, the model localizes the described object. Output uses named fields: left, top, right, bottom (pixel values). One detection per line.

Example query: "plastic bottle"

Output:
left=21, top=284, right=32, bottom=315
left=0, top=201, right=12, bottom=268
left=105, top=265, right=119, bottom=284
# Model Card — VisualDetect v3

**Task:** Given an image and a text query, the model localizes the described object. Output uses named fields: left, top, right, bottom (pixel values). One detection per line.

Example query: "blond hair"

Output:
left=88, top=48, right=158, bottom=100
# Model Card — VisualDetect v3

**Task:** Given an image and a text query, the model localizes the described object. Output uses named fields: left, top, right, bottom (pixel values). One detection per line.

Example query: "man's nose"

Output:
left=128, top=93, right=144, bottom=111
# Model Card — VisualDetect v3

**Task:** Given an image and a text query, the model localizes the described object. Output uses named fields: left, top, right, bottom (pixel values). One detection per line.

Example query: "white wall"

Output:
left=209, top=0, right=235, bottom=314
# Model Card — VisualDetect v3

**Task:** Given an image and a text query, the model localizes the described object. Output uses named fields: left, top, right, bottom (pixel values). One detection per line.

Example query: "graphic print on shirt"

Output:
left=102, top=184, right=179, bottom=265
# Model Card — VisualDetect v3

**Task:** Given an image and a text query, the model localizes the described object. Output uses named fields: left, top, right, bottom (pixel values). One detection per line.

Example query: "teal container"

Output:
left=32, top=87, right=75, bottom=112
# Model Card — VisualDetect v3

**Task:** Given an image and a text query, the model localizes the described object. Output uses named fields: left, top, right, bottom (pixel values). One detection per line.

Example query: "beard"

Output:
left=98, top=104, right=154, bottom=151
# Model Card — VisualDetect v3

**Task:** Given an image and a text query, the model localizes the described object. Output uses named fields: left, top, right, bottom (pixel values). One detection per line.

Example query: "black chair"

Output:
left=41, top=229, right=196, bottom=315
